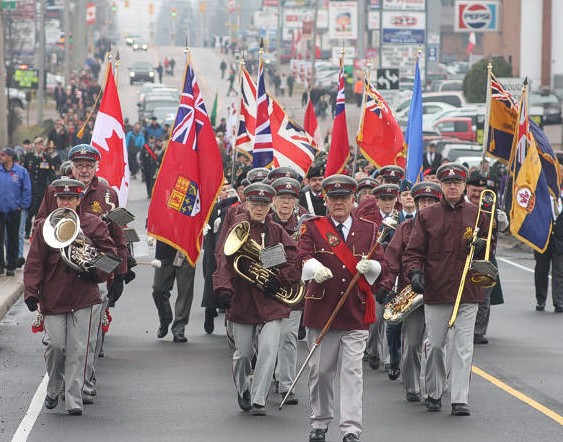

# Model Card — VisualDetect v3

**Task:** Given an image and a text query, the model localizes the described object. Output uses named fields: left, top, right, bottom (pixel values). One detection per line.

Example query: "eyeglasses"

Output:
left=73, top=163, right=95, bottom=171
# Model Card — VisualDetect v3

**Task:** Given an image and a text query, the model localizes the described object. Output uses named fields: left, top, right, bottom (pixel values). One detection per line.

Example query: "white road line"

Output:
left=11, top=374, right=48, bottom=442
left=497, top=256, right=551, bottom=278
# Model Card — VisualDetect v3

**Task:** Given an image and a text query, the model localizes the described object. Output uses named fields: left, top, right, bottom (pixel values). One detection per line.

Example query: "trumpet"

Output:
left=448, top=189, right=497, bottom=328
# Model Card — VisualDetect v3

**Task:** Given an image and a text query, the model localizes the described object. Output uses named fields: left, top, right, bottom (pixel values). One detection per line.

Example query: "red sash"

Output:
left=312, top=217, right=376, bottom=324
left=144, top=144, right=158, bottom=161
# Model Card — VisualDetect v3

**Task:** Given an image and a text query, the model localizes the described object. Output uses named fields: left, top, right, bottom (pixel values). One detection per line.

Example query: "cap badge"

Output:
left=425, top=186, right=431, bottom=192
left=448, top=169, right=455, bottom=176
left=334, top=182, right=341, bottom=188
left=64, top=185, right=70, bottom=192
left=258, top=190, right=265, bottom=196
left=285, top=183, right=292, bottom=189
left=390, top=170, right=396, bottom=176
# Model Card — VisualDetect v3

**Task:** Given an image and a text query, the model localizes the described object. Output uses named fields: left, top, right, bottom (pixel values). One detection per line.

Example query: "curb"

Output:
left=0, top=277, right=24, bottom=321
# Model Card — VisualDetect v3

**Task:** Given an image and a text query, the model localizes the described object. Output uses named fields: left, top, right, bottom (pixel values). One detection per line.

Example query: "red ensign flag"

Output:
left=147, top=53, right=224, bottom=265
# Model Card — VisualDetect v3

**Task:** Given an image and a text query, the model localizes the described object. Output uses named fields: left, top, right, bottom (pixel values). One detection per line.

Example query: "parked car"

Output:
left=129, top=61, right=156, bottom=85
left=395, top=102, right=455, bottom=129
left=430, top=79, right=464, bottom=92
left=396, top=92, right=468, bottom=115
left=433, top=117, right=476, bottom=142
left=441, top=143, right=483, bottom=162
left=151, top=106, right=178, bottom=127
left=529, top=91, right=562, bottom=125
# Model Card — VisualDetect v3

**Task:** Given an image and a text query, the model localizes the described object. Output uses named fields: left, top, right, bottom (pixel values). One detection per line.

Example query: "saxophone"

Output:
left=383, top=285, right=424, bottom=325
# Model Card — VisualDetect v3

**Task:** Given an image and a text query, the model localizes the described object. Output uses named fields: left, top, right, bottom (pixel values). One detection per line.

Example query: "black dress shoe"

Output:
left=17, top=257, right=25, bottom=268
left=250, top=403, right=266, bottom=416
left=554, top=306, right=563, bottom=313
left=238, top=390, right=252, bottom=412
left=309, top=428, right=327, bottom=442
left=44, top=395, right=58, bottom=409
left=473, top=334, right=489, bottom=344
left=425, top=396, right=442, bottom=412
left=280, top=391, right=298, bottom=405
left=406, top=392, right=421, bottom=402
left=536, top=303, right=546, bottom=311
left=157, top=323, right=169, bottom=339
left=172, top=333, right=188, bottom=343
left=388, top=363, right=400, bottom=380
left=6, top=270, right=15, bottom=277
left=451, top=403, right=470, bottom=416
left=204, top=308, right=215, bottom=334
left=298, top=325, right=306, bottom=340
left=367, top=355, right=380, bottom=370
left=67, top=408, right=83, bottom=416
left=342, top=433, right=360, bottom=442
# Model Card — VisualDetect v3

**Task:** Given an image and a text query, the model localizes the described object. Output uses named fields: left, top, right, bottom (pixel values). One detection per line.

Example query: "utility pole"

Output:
left=310, top=0, right=319, bottom=88
left=38, top=0, right=46, bottom=124
left=64, top=0, right=71, bottom=85
left=357, top=0, right=366, bottom=59
left=0, top=12, right=9, bottom=147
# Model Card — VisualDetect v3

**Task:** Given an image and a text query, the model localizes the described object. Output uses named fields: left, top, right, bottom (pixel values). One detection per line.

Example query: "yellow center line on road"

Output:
left=472, top=365, right=563, bottom=426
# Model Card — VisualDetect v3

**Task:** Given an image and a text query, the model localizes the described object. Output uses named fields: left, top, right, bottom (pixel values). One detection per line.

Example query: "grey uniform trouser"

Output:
left=276, top=310, right=302, bottom=393
left=401, top=307, right=426, bottom=396
left=424, top=303, right=478, bottom=404
left=474, top=286, right=492, bottom=336
left=307, top=328, right=368, bottom=438
left=232, top=320, right=282, bottom=407
left=365, top=301, right=387, bottom=361
left=43, top=306, right=95, bottom=411
left=152, top=259, right=196, bottom=335
left=84, top=285, right=107, bottom=395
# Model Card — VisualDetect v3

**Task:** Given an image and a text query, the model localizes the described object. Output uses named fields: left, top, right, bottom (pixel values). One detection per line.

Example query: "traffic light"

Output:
left=148, top=2, right=154, bottom=15
left=171, top=7, right=177, bottom=18
left=111, top=2, right=117, bottom=13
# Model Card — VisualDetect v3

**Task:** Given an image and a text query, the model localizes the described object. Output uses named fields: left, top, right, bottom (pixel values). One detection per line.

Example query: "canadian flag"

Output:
left=304, top=98, right=324, bottom=151
left=86, top=3, right=96, bottom=25
left=91, top=62, right=129, bottom=207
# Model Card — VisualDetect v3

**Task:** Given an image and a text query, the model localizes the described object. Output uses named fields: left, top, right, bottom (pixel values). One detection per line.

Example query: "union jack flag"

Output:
left=364, top=78, right=386, bottom=118
left=171, top=62, right=208, bottom=150
left=252, top=51, right=274, bottom=167
left=491, top=74, right=518, bottom=111
left=334, top=63, right=346, bottom=118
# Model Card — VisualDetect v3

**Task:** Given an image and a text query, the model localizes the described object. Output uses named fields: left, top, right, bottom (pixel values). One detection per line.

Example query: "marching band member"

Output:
left=213, top=182, right=299, bottom=416
left=299, top=164, right=326, bottom=215
left=378, top=182, right=442, bottom=401
left=355, top=177, right=378, bottom=203
left=298, top=175, right=386, bottom=442
left=24, top=178, right=117, bottom=415
left=403, top=163, right=492, bottom=416
left=358, top=183, right=399, bottom=371
left=34, top=144, right=129, bottom=402
left=269, top=176, right=304, bottom=405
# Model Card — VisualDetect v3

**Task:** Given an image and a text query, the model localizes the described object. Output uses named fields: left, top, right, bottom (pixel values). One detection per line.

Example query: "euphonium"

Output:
left=224, top=221, right=305, bottom=306
left=43, top=208, right=115, bottom=273
left=383, top=285, right=423, bottom=324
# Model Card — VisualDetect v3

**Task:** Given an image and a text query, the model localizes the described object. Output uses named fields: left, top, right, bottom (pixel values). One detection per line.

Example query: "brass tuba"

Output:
left=43, top=208, right=120, bottom=274
left=383, top=285, right=423, bottom=324
left=224, top=221, right=305, bottom=306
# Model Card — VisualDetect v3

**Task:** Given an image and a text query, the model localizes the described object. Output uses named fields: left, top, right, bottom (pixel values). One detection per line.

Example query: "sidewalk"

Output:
left=0, top=272, right=24, bottom=321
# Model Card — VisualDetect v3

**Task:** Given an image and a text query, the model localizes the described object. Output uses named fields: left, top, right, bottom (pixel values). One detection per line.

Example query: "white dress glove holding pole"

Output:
left=302, top=258, right=333, bottom=283
left=496, top=210, right=509, bottom=232
left=356, top=259, right=382, bottom=285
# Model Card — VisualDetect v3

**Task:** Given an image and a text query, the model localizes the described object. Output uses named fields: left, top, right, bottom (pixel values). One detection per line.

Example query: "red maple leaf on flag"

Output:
left=93, top=130, right=127, bottom=188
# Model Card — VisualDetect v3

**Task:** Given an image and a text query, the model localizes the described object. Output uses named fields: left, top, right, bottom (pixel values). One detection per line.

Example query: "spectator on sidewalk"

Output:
left=0, top=147, right=31, bottom=276
left=47, top=119, right=69, bottom=161
left=125, top=123, right=145, bottom=179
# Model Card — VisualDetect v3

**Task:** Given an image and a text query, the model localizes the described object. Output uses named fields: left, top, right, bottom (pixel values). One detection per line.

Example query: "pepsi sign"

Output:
left=455, top=1, right=499, bottom=32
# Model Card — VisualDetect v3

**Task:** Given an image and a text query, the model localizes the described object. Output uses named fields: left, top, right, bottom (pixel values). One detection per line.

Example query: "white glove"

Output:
left=314, top=265, right=334, bottom=283
left=355, top=259, right=382, bottom=285
left=497, top=210, right=509, bottom=232
left=213, top=217, right=222, bottom=233
left=203, top=224, right=211, bottom=236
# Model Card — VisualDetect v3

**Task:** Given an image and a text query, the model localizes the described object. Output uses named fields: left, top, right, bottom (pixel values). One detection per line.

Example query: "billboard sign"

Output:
left=382, top=11, right=425, bottom=44
left=454, top=1, right=499, bottom=32
left=382, top=0, right=425, bottom=11
left=328, top=1, right=358, bottom=39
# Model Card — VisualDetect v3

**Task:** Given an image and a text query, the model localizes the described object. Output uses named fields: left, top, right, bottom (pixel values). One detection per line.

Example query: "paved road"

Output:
left=1, top=44, right=563, bottom=441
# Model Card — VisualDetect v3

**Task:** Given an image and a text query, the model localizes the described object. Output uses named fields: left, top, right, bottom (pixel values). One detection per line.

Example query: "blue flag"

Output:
left=405, top=58, right=423, bottom=182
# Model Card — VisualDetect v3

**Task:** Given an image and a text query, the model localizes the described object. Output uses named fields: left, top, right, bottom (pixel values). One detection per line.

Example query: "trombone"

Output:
left=448, top=189, right=498, bottom=328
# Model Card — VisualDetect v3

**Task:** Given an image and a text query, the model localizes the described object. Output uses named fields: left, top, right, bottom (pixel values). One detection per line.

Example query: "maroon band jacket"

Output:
left=213, top=212, right=299, bottom=324
left=24, top=212, right=117, bottom=315
left=403, top=197, right=491, bottom=304
left=298, top=215, right=386, bottom=331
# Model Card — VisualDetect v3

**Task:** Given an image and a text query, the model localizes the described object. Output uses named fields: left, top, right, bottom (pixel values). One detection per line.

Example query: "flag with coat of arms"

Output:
left=147, top=51, right=224, bottom=265
left=91, top=60, right=129, bottom=207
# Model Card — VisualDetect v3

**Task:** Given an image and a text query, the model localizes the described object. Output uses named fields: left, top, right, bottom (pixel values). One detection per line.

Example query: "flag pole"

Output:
left=480, top=63, right=493, bottom=174
left=231, top=55, right=245, bottom=184
left=114, top=51, right=120, bottom=86
left=353, top=60, right=370, bottom=176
